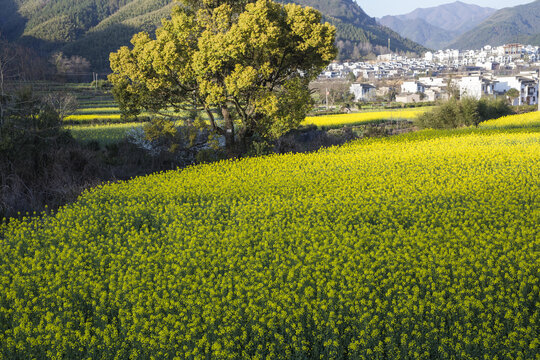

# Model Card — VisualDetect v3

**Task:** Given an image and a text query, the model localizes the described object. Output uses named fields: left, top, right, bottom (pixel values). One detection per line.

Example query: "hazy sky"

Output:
left=358, top=0, right=536, bottom=17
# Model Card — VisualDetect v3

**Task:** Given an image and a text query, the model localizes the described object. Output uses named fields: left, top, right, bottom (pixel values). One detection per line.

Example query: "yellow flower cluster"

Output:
left=303, top=108, right=428, bottom=127
left=480, top=111, right=540, bottom=129
left=75, top=107, right=121, bottom=115
left=1, top=129, right=539, bottom=359
left=66, top=113, right=123, bottom=122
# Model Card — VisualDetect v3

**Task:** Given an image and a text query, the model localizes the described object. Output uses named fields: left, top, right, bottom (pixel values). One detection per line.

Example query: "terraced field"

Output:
left=1, top=112, right=538, bottom=359
left=64, top=85, right=429, bottom=146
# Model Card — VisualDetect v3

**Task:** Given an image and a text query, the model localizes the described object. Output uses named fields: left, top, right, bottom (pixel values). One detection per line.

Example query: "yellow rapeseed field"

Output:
left=303, top=108, right=427, bottom=127
left=65, top=113, right=123, bottom=122
left=480, top=110, right=540, bottom=129
left=1, top=125, right=538, bottom=358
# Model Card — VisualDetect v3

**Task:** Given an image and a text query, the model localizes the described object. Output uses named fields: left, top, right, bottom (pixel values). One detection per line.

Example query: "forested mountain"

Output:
left=0, top=0, right=176, bottom=70
left=63, top=0, right=176, bottom=70
left=450, top=0, right=540, bottom=49
left=379, top=1, right=496, bottom=49
left=0, top=0, right=426, bottom=71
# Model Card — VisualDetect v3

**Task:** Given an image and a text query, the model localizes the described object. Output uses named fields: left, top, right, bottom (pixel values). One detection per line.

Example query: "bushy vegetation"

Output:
left=1, top=118, right=539, bottom=358
left=417, top=97, right=512, bottom=129
left=0, top=87, right=93, bottom=218
left=0, top=81, right=193, bottom=218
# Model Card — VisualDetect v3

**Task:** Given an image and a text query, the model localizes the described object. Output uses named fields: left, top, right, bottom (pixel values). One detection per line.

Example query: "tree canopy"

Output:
left=109, top=0, right=337, bottom=150
left=505, top=88, right=520, bottom=104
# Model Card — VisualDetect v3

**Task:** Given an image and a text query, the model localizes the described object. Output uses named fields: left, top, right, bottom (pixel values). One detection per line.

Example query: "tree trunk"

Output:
left=221, top=105, right=235, bottom=150
left=237, top=126, right=252, bottom=154
left=0, top=58, right=5, bottom=125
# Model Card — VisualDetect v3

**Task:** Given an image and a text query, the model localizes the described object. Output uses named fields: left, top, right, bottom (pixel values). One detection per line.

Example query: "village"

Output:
left=320, top=43, right=540, bottom=106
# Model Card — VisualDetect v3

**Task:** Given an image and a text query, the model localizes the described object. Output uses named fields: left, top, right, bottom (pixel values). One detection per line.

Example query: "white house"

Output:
left=322, top=71, right=339, bottom=78
left=418, top=77, right=446, bottom=87
left=401, top=81, right=426, bottom=94
left=504, top=43, right=524, bottom=59
left=494, top=76, right=538, bottom=105
left=425, top=88, right=449, bottom=102
left=350, top=83, right=376, bottom=101
left=459, top=76, right=495, bottom=99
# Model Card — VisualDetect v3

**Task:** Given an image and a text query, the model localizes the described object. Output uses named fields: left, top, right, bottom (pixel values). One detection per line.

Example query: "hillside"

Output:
left=0, top=0, right=426, bottom=71
left=396, top=1, right=496, bottom=33
left=451, top=0, right=540, bottom=49
left=63, top=0, right=176, bottom=70
left=379, top=1, right=496, bottom=49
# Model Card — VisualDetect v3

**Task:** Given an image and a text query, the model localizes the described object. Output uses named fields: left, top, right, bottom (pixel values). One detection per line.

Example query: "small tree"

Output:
left=109, top=0, right=336, bottom=152
left=0, top=51, right=8, bottom=126
left=459, top=96, right=480, bottom=127
left=44, top=92, right=78, bottom=122
left=386, top=87, right=397, bottom=102
left=51, top=52, right=91, bottom=81
left=446, top=76, right=460, bottom=99
left=505, top=88, right=520, bottom=105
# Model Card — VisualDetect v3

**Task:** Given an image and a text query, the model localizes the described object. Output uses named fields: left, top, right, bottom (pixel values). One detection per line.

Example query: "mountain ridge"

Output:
left=378, top=1, right=496, bottom=49
left=450, top=0, right=540, bottom=49
left=0, top=0, right=426, bottom=71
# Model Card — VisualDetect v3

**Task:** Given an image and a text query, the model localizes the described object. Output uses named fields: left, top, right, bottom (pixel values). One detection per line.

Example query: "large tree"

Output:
left=109, top=0, right=336, bottom=150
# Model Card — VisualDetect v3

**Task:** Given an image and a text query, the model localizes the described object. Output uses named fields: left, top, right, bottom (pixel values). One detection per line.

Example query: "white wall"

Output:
left=350, top=84, right=376, bottom=101
left=401, top=81, right=424, bottom=94
left=459, top=77, right=484, bottom=100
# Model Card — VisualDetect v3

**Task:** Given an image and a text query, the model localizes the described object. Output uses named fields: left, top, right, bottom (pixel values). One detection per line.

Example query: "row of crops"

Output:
left=1, top=112, right=538, bottom=359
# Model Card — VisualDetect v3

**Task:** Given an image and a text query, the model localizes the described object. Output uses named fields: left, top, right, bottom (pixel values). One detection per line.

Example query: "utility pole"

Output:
left=93, top=72, right=98, bottom=92
left=326, top=87, right=329, bottom=110
left=0, top=57, right=5, bottom=125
